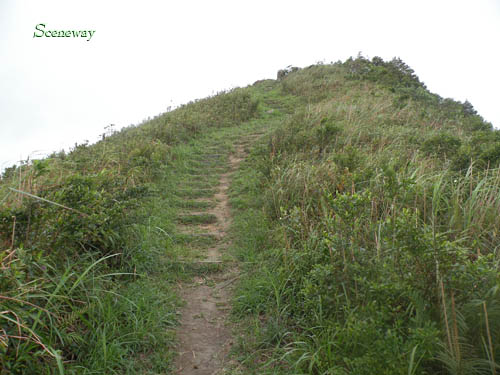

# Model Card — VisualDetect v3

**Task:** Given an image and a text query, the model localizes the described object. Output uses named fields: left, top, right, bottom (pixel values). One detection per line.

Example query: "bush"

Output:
left=422, top=133, right=462, bottom=159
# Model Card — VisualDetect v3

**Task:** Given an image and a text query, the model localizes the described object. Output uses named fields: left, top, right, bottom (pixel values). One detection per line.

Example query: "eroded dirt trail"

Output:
left=174, top=142, right=247, bottom=375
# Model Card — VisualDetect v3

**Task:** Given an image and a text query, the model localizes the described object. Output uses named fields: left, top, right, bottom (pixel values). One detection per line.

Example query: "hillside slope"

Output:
left=1, top=55, right=499, bottom=374
left=229, top=57, right=500, bottom=375
left=0, top=89, right=260, bottom=373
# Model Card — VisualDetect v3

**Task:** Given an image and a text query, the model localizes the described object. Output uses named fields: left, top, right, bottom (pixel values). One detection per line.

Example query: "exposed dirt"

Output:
left=173, top=143, right=247, bottom=375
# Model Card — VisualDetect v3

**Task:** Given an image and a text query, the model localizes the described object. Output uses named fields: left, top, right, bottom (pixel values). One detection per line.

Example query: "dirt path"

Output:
left=173, top=141, right=247, bottom=375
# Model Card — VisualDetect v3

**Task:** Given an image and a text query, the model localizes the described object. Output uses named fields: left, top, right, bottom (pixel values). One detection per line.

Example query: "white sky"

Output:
left=1, top=0, right=499, bottom=171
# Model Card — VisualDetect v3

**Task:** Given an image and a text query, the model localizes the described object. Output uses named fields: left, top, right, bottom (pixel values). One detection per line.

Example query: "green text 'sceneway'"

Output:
left=33, top=24, right=96, bottom=41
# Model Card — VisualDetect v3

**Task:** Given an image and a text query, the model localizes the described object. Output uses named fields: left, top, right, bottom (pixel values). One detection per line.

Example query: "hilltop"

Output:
left=1, top=55, right=499, bottom=374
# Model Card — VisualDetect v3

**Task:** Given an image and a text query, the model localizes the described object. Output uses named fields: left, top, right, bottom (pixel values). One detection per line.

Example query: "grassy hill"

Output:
left=0, top=89, right=259, bottom=373
left=231, top=57, right=499, bottom=375
left=1, top=55, right=499, bottom=374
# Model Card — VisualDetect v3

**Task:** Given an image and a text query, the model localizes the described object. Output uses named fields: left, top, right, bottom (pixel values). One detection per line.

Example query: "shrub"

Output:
left=422, top=133, right=462, bottom=159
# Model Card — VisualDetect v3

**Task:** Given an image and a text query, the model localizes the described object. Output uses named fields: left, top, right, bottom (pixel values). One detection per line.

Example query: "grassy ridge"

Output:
left=0, top=89, right=258, bottom=373
left=230, top=58, right=500, bottom=374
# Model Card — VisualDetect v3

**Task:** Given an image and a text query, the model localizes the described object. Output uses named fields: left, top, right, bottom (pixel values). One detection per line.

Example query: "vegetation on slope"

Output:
left=2, top=54, right=499, bottom=375
left=230, top=56, right=500, bottom=374
left=0, top=89, right=258, bottom=373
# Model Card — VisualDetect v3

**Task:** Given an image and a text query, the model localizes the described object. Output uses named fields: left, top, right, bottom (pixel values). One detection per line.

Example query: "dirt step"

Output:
left=183, top=174, right=219, bottom=182
left=175, top=188, right=216, bottom=198
left=171, top=198, right=216, bottom=210
left=204, top=146, right=228, bottom=152
left=183, top=167, right=228, bottom=175
left=184, top=160, right=225, bottom=168
left=192, top=153, right=227, bottom=159
left=182, top=168, right=218, bottom=175
left=176, top=214, right=217, bottom=225
left=182, top=180, right=219, bottom=188
left=191, top=153, right=227, bottom=159
left=173, top=233, right=221, bottom=246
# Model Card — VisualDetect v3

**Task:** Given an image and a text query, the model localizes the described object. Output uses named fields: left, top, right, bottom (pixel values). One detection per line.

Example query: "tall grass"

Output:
left=230, top=57, right=500, bottom=374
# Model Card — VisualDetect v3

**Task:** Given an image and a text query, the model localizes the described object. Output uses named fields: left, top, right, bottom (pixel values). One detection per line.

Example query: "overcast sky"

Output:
left=1, top=0, right=499, bottom=171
